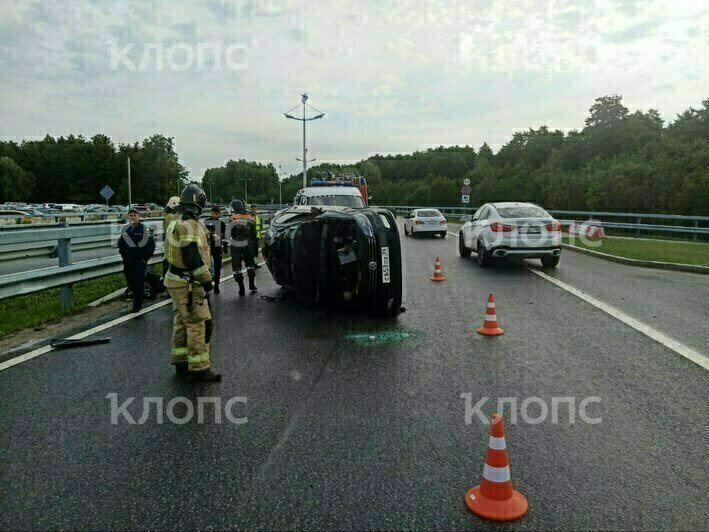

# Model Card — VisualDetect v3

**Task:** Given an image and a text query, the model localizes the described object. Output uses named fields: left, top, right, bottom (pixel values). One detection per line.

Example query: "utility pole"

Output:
left=241, top=171, right=251, bottom=204
left=284, top=93, right=325, bottom=189
left=127, top=156, right=132, bottom=208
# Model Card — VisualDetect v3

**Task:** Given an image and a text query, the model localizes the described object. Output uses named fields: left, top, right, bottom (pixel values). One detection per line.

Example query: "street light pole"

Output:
left=284, top=93, right=325, bottom=189
left=127, top=156, right=132, bottom=208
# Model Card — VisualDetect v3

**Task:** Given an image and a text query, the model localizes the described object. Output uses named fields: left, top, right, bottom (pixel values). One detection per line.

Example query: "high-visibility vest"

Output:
left=253, top=214, right=262, bottom=238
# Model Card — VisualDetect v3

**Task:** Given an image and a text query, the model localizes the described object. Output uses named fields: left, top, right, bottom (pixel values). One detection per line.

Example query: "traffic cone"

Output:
left=430, top=256, right=445, bottom=282
left=476, top=293, right=503, bottom=336
left=465, top=413, right=528, bottom=521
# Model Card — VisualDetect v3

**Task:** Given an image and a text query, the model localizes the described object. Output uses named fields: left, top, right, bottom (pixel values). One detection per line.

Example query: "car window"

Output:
left=496, top=205, right=549, bottom=218
left=474, top=206, right=489, bottom=220
left=417, top=210, right=441, bottom=217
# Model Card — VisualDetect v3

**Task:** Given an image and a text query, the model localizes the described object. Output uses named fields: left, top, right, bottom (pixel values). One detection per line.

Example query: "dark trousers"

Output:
left=251, top=240, right=260, bottom=260
left=124, top=260, right=147, bottom=309
left=231, top=246, right=255, bottom=270
left=212, top=253, right=223, bottom=286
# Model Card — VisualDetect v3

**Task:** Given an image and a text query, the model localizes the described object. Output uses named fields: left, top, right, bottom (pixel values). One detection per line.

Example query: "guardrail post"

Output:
left=694, top=220, right=699, bottom=241
left=57, top=228, right=73, bottom=311
left=636, top=217, right=641, bottom=236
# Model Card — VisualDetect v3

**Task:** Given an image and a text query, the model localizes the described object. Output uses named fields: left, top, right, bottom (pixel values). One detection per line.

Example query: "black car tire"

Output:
left=477, top=240, right=491, bottom=267
left=440, top=232, right=447, bottom=239
left=459, top=233, right=471, bottom=257
left=541, top=255, right=560, bottom=268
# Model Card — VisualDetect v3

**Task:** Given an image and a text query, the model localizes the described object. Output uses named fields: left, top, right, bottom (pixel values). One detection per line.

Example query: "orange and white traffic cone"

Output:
left=476, top=293, right=503, bottom=335
left=465, top=413, right=528, bottom=521
left=430, top=256, right=445, bottom=282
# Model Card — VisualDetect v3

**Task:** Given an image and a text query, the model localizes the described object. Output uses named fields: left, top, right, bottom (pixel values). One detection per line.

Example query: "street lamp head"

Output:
left=302, top=93, right=308, bottom=103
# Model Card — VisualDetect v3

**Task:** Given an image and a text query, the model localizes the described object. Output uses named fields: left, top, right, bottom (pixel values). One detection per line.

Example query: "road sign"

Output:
left=463, top=178, right=471, bottom=186
left=461, top=195, right=470, bottom=204
left=100, top=185, right=114, bottom=202
left=461, top=185, right=472, bottom=195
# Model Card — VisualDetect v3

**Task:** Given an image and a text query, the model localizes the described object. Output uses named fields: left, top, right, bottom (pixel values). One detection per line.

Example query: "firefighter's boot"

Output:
left=191, top=368, right=222, bottom=382
left=248, top=269, right=257, bottom=293
left=235, top=272, right=245, bottom=296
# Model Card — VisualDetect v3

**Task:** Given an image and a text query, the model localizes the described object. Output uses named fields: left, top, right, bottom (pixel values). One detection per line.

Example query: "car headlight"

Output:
left=353, top=212, right=374, bottom=237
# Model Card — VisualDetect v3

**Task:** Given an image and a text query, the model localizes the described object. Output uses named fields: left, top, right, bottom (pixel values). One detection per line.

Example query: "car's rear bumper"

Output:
left=491, top=246, right=562, bottom=258
left=413, top=225, right=447, bottom=233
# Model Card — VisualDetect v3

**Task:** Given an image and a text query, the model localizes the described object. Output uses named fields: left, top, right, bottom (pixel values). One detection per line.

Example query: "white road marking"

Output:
left=530, top=268, right=709, bottom=371
left=448, top=231, right=709, bottom=371
left=0, top=261, right=266, bottom=372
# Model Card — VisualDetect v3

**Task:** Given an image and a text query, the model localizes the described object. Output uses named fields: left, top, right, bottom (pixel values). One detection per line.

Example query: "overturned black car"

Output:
left=263, top=206, right=403, bottom=316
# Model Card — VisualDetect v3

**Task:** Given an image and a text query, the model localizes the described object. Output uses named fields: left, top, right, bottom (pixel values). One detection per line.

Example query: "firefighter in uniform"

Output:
left=204, top=205, right=227, bottom=294
left=118, top=208, right=156, bottom=312
left=228, top=199, right=257, bottom=296
left=250, top=205, right=263, bottom=269
left=164, top=185, right=221, bottom=382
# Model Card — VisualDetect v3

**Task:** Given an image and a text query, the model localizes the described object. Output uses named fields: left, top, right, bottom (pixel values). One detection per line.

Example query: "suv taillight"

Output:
left=546, top=221, right=561, bottom=231
left=490, top=222, right=515, bottom=232
left=415, top=220, right=424, bottom=225
left=439, top=219, right=447, bottom=225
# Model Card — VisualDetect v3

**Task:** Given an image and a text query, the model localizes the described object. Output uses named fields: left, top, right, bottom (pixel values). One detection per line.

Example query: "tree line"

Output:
left=0, top=134, right=188, bottom=204
left=2, top=95, right=707, bottom=215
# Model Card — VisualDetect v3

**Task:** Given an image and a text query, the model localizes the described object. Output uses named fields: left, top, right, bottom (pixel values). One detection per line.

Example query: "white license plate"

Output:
left=518, top=227, right=541, bottom=234
left=381, top=247, right=390, bottom=284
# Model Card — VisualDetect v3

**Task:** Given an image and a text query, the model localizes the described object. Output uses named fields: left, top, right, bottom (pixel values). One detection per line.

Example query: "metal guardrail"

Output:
left=375, top=205, right=709, bottom=240
left=0, top=213, right=276, bottom=307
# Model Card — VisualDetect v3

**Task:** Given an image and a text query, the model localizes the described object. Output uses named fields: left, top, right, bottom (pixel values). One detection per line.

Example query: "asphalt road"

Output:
left=1, top=223, right=707, bottom=530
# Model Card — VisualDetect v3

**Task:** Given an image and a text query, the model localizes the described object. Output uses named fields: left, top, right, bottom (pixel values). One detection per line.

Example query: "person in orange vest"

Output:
left=228, top=199, right=257, bottom=296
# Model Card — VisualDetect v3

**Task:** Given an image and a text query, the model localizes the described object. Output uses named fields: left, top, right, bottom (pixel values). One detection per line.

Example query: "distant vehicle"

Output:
left=292, top=171, right=368, bottom=208
left=108, top=205, right=127, bottom=213
left=403, top=208, right=448, bottom=238
left=0, top=210, right=37, bottom=223
left=20, top=209, right=47, bottom=217
left=83, top=204, right=110, bottom=213
left=55, top=203, right=82, bottom=211
left=145, top=203, right=160, bottom=211
left=459, top=202, right=562, bottom=268
left=264, top=205, right=402, bottom=316
left=130, top=205, right=152, bottom=214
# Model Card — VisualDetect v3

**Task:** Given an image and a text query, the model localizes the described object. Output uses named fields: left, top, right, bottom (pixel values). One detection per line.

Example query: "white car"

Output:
left=459, top=202, right=562, bottom=267
left=403, top=208, right=448, bottom=238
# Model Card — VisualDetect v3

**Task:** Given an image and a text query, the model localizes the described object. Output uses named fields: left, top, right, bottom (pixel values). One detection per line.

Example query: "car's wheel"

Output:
left=541, top=255, right=560, bottom=268
left=477, top=239, right=491, bottom=267
left=459, top=233, right=471, bottom=257
left=411, top=230, right=417, bottom=239
left=440, top=232, right=447, bottom=239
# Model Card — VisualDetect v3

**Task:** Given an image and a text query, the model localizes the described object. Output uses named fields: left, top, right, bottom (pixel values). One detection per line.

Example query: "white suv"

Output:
left=459, top=202, right=562, bottom=267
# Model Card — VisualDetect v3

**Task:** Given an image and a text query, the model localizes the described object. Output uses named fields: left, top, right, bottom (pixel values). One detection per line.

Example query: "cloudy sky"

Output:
left=0, top=0, right=706, bottom=178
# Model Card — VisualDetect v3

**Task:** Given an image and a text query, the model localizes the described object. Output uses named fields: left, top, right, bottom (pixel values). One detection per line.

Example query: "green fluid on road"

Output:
left=346, top=331, right=413, bottom=346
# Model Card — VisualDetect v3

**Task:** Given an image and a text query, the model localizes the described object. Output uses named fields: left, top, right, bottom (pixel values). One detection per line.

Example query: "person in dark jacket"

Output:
left=118, top=208, right=156, bottom=312
left=204, top=205, right=227, bottom=294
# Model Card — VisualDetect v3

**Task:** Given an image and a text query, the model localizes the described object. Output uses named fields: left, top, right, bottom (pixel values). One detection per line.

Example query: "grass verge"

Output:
left=0, top=273, right=127, bottom=338
left=563, top=236, right=709, bottom=266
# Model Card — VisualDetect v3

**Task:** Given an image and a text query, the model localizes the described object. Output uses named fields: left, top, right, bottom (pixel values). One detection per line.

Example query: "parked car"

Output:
left=459, top=202, right=562, bottom=267
left=130, top=205, right=152, bottom=214
left=403, top=208, right=448, bottom=238
left=0, top=210, right=38, bottom=223
left=263, top=205, right=402, bottom=316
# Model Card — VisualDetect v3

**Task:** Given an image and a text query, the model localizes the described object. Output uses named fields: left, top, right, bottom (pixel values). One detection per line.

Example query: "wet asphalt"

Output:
left=1, top=223, right=707, bottom=530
